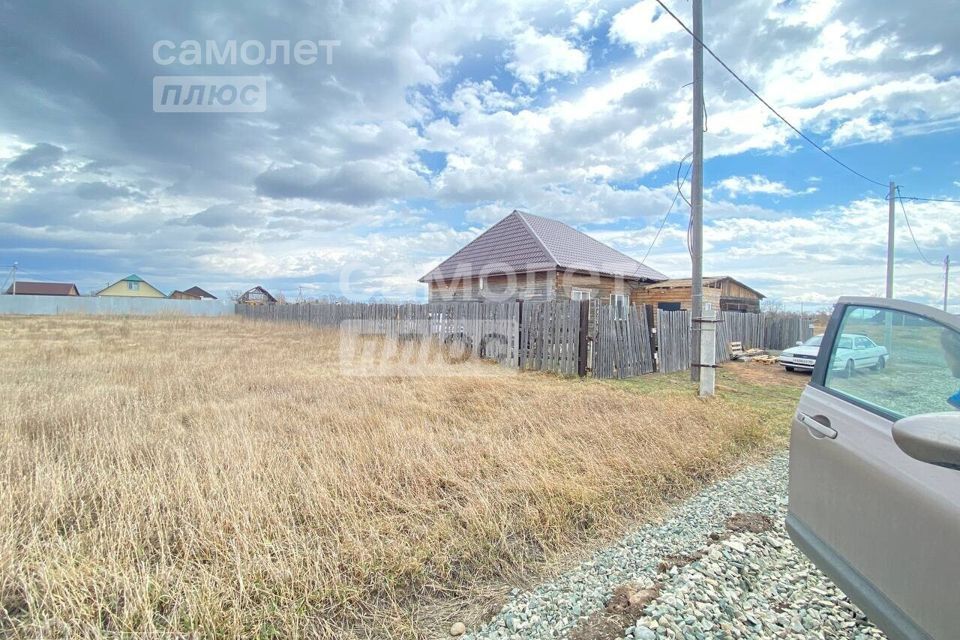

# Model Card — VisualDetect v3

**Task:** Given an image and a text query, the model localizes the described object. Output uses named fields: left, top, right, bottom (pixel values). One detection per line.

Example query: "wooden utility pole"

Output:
left=886, top=181, right=895, bottom=298
left=690, top=0, right=705, bottom=384
left=884, top=182, right=895, bottom=349
left=945, top=255, right=951, bottom=312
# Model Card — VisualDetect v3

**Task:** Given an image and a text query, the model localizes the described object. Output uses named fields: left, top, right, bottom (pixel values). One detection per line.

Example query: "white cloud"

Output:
left=609, top=2, right=680, bottom=54
left=506, top=27, right=588, bottom=87
left=717, top=175, right=818, bottom=198
left=829, top=115, right=894, bottom=146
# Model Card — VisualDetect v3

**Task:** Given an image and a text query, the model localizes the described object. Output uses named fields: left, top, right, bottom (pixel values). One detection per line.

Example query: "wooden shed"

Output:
left=634, top=276, right=765, bottom=313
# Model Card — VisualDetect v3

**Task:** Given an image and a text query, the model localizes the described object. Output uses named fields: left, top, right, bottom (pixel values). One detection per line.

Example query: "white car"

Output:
left=778, top=335, right=823, bottom=372
left=780, top=333, right=888, bottom=376
left=829, top=333, right=889, bottom=377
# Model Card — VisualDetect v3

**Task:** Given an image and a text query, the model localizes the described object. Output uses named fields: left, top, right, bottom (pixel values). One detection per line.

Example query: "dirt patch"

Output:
left=657, top=552, right=703, bottom=573
left=724, top=360, right=809, bottom=388
left=567, top=512, right=777, bottom=639
left=725, top=512, right=774, bottom=534
left=567, top=583, right=662, bottom=640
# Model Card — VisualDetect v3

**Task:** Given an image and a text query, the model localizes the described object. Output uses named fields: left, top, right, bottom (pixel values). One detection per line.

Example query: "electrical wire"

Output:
left=896, top=195, right=960, bottom=204
left=653, top=0, right=888, bottom=189
left=640, top=154, right=693, bottom=265
left=896, top=187, right=940, bottom=267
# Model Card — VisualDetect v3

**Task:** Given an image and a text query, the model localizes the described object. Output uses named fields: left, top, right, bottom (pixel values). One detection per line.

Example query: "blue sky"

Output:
left=0, top=0, right=958, bottom=309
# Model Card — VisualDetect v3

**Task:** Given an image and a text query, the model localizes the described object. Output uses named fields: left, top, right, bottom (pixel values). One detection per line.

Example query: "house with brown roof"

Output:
left=237, top=286, right=277, bottom=305
left=3, top=281, right=80, bottom=296
left=419, top=210, right=668, bottom=305
left=168, top=290, right=201, bottom=300
left=183, top=286, right=217, bottom=300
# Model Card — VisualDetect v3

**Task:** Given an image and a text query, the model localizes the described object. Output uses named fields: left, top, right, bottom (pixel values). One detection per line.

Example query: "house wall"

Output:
left=716, top=279, right=754, bottom=299
left=98, top=280, right=166, bottom=298
left=555, top=271, right=634, bottom=302
left=428, top=270, right=556, bottom=302
left=633, top=286, right=722, bottom=327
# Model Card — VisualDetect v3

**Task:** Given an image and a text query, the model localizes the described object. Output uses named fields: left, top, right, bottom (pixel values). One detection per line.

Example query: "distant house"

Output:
left=3, top=281, right=80, bottom=296
left=238, top=286, right=277, bottom=305
left=419, top=210, right=668, bottom=304
left=96, top=274, right=165, bottom=298
left=635, top=276, right=766, bottom=313
left=183, top=286, right=217, bottom=300
left=169, top=290, right=201, bottom=300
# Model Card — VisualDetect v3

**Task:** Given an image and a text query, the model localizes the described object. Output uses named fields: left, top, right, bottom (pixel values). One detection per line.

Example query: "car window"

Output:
left=824, top=305, right=960, bottom=418
left=804, top=336, right=822, bottom=347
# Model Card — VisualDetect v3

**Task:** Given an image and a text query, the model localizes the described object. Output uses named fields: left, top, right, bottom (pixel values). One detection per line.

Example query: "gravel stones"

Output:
left=459, top=453, right=887, bottom=640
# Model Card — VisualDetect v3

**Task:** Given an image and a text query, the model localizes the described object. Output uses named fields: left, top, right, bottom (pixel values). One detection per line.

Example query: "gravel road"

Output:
left=458, top=453, right=886, bottom=640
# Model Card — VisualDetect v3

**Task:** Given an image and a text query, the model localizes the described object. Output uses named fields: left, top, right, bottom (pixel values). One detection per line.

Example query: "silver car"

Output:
left=788, top=296, right=960, bottom=640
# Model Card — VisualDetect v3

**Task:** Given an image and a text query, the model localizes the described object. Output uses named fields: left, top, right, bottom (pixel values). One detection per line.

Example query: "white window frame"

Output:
left=128, top=281, right=140, bottom=291
left=610, top=293, right=628, bottom=319
left=571, top=288, right=591, bottom=301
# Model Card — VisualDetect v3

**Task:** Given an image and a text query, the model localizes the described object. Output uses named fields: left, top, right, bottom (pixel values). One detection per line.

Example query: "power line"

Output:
left=653, top=0, right=888, bottom=189
left=896, top=195, right=960, bottom=204
left=641, top=154, right=693, bottom=265
left=896, top=187, right=940, bottom=266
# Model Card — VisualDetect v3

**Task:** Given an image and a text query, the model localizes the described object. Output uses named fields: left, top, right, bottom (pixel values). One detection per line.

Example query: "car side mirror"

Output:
left=795, top=341, right=803, bottom=346
left=892, top=413, right=960, bottom=471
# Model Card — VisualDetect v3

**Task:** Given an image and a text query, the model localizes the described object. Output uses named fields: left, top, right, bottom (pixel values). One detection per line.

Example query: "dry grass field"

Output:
left=0, top=316, right=798, bottom=638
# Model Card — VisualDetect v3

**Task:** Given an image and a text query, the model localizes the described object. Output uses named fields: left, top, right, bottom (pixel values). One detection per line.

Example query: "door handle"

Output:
left=798, top=412, right=837, bottom=439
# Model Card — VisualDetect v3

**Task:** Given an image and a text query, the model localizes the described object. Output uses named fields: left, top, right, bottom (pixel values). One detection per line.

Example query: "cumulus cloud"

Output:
left=717, top=175, right=818, bottom=198
left=608, top=2, right=679, bottom=54
left=829, top=115, right=894, bottom=146
left=506, top=27, right=588, bottom=86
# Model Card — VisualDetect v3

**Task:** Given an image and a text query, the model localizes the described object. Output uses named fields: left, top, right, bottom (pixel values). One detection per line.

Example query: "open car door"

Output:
left=787, top=296, right=960, bottom=640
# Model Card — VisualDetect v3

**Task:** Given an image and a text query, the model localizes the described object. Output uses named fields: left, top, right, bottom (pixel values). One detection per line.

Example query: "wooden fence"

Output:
left=763, top=312, right=815, bottom=350
left=593, top=302, right=655, bottom=378
left=657, top=309, right=767, bottom=373
left=238, top=300, right=657, bottom=379
left=238, top=301, right=811, bottom=378
left=517, top=300, right=583, bottom=376
left=656, top=310, right=691, bottom=373
left=237, top=300, right=524, bottom=366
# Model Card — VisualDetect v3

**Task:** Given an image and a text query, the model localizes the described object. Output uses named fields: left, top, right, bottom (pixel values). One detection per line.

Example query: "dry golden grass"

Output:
left=0, top=316, right=793, bottom=638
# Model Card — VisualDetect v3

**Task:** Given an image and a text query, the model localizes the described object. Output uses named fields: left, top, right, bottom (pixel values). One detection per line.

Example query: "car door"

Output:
left=788, top=296, right=960, bottom=640
left=852, top=335, right=875, bottom=369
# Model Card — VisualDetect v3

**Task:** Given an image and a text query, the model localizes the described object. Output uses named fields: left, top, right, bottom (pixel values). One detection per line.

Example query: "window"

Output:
left=127, top=281, right=140, bottom=291
left=571, top=288, right=590, bottom=301
left=610, top=293, right=627, bottom=319
left=823, top=305, right=960, bottom=419
left=657, top=301, right=681, bottom=311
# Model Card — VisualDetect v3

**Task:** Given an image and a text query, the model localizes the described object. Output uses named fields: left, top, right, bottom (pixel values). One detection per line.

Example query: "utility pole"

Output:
left=10, top=262, right=16, bottom=295
left=884, top=182, right=895, bottom=349
left=885, top=181, right=895, bottom=298
left=690, top=0, right=705, bottom=384
left=945, top=255, right=951, bottom=312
